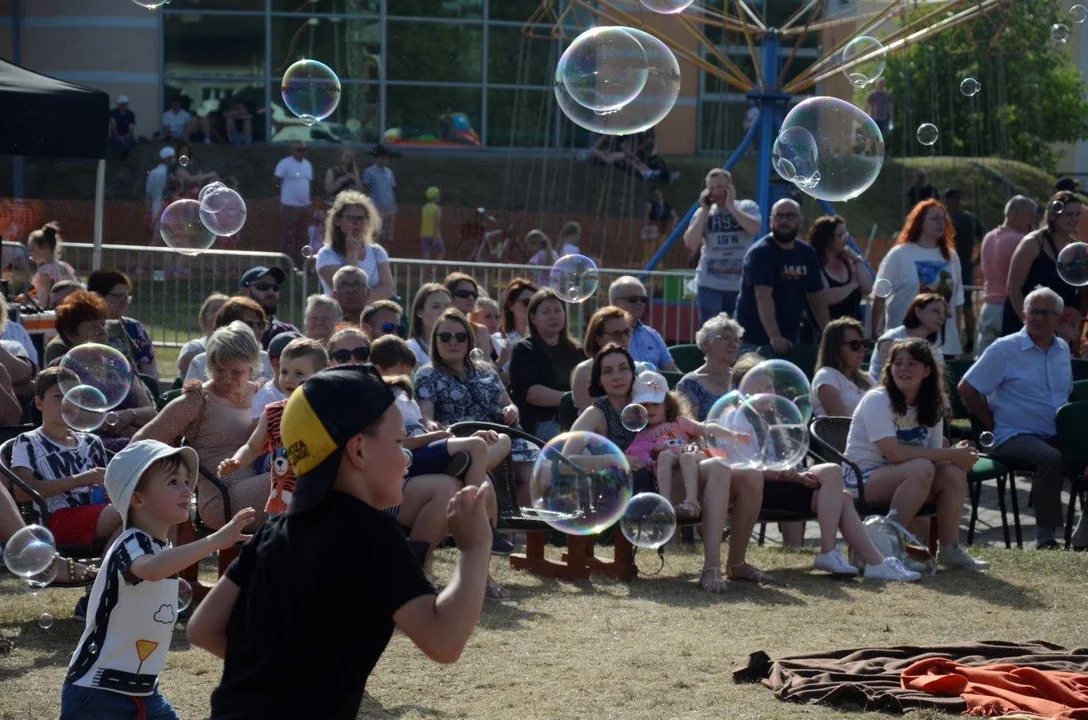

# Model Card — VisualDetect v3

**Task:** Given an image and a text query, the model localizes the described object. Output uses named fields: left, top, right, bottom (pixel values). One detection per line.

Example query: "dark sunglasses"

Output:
left=437, top=331, right=469, bottom=344
left=251, top=282, right=279, bottom=293
left=331, top=346, right=370, bottom=363
left=620, top=295, right=649, bottom=304
left=453, top=289, right=479, bottom=301
left=841, top=340, right=870, bottom=351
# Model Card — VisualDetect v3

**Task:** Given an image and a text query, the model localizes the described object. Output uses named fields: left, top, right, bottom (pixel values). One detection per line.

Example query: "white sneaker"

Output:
left=939, top=544, right=990, bottom=570
left=865, top=557, right=921, bottom=582
left=814, top=549, right=859, bottom=576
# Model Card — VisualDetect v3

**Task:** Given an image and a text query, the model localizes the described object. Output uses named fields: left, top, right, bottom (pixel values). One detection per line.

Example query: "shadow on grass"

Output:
left=359, top=694, right=454, bottom=719
left=0, top=617, right=83, bottom=686
left=920, top=566, right=1047, bottom=609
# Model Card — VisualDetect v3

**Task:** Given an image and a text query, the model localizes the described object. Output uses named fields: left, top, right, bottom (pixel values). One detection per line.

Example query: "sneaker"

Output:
left=939, top=543, right=990, bottom=570
left=73, top=594, right=89, bottom=621
left=864, top=557, right=921, bottom=582
left=813, top=549, right=859, bottom=576
left=491, top=527, right=515, bottom=556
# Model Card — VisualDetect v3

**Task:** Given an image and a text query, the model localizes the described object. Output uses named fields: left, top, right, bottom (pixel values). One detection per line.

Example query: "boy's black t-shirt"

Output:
left=209, top=491, right=437, bottom=720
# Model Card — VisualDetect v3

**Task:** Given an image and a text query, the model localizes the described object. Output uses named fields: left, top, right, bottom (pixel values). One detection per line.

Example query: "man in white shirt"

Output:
left=145, top=146, right=175, bottom=229
left=161, top=96, right=192, bottom=142
left=274, top=143, right=314, bottom=260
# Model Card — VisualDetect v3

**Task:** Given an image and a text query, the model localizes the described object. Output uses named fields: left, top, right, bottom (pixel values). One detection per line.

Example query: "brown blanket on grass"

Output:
left=732, top=641, right=1088, bottom=714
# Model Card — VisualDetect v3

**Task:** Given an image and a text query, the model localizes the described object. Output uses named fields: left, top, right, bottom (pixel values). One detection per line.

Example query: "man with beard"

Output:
left=734, top=199, right=829, bottom=354
left=239, top=266, right=298, bottom=349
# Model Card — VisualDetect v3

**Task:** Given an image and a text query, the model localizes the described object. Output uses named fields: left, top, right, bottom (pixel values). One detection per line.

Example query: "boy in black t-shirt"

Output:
left=188, top=364, right=494, bottom=720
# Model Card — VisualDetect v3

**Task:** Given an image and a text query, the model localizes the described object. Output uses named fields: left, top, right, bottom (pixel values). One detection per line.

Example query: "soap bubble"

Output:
left=62, top=388, right=108, bottom=432
left=620, top=492, right=676, bottom=549
left=555, top=27, right=680, bottom=136
left=530, top=432, right=632, bottom=536
left=873, top=277, right=893, bottom=298
left=25, top=557, right=59, bottom=595
left=557, top=27, right=649, bottom=114
left=638, top=0, right=695, bottom=13
left=197, top=181, right=222, bottom=202
left=3, top=525, right=56, bottom=578
left=1072, top=4, right=1088, bottom=24
left=105, top=412, right=120, bottom=427
left=301, top=245, right=314, bottom=259
left=38, top=613, right=54, bottom=630
left=620, top=403, right=649, bottom=432
left=959, top=77, right=982, bottom=97
left=1052, top=200, right=1066, bottom=216
left=978, top=431, right=995, bottom=449
left=916, top=123, right=939, bottom=146
left=468, top=348, right=488, bottom=364
left=131, top=0, right=168, bottom=7
left=634, top=361, right=658, bottom=374
left=199, top=184, right=247, bottom=237
left=88, top=642, right=99, bottom=655
left=736, top=394, right=809, bottom=472
left=1052, top=23, right=1071, bottom=43
left=549, top=254, right=600, bottom=303
left=706, top=390, right=762, bottom=469
left=775, top=96, right=884, bottom=202
left=59, top=343, right=134, bottom=411
left=160, top=199, right=217, bottom=256
left=841, top=35, right=886, bottom=87
left=178, top=155, right=190, bottom=167
left=281, top=59, right=342, bottom=124
left=737, top=359, right=814, bottom=423
left=178, top=578, right=193, bottom=612
left=1057, top=242, right=1088, bottom=286
left=773, top=127, right=819, bottom=186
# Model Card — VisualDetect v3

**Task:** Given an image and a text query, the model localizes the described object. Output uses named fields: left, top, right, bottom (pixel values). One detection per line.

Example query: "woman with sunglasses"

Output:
left=509, top=289, right=584, bottom=443
left=327, top=326, right=371, bottom=365
left=444, top=272, right=494, bottom=361
left=184, top=297, right=275, bottom=384
left=415, top=309, right=537, bottom=506
left=316, top=190, right=393, bottom=301
left=407, top=284, right=452, bottom=368
left=570, top=306, right=635, bottom=412
left=869, top=293, right=947, bottom=383
left=495, top=278, right=537, bottom=380
left=87, top=268, right=158, bottom=381
left=676, top=313, right=744, bottom=422
left=812, top=317, right=875, bottom=417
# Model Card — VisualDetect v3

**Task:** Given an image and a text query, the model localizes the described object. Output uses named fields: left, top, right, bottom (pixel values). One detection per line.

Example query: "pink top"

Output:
left=627, top=417, right=702, bottom=465
left=980, top=225, right=1025, bottom=304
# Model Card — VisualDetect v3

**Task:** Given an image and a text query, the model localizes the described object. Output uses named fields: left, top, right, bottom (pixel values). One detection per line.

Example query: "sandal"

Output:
left=674, top=500, right=701, bottom=520
left=727, top=562, right=775, bottom=584
left=485, top=576, right=511, bottom=602
left=50, top=555, right=98, bottom=588
left=699, top=567, right=728, bottom=594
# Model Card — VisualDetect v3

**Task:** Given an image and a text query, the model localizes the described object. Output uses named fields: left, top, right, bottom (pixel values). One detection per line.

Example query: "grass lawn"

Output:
left=1, top=544, right=1085, bottom=719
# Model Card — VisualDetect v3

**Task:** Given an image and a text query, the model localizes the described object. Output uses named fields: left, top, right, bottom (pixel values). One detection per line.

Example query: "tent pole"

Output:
left=92, top=159, right=105, bottom=271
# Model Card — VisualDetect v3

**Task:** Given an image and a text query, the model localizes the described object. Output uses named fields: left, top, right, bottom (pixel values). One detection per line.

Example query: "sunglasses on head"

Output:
left=251, top=282, right=279, bottom=293
left=841, top=339, right=870, bottom=351
left=453, top=289, right=479, bottom=301
left=437, top=331, right=469, bottom=344
left=331, top=346, right=370, bottom=363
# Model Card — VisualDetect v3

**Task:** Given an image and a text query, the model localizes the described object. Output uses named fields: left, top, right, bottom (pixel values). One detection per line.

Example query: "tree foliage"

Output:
left=879, top=0, right=1088, bottom=170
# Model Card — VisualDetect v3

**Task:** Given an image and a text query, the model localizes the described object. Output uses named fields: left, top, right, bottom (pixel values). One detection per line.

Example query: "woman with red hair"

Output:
left=870, top=199, right=964, bottom=358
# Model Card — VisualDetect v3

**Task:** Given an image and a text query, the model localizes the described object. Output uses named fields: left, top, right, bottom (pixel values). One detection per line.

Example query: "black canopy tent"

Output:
left=0, top=58, right=110, bottom=268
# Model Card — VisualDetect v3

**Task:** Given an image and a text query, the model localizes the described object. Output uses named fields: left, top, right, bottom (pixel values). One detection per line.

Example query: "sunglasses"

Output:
left=331, top=346, right=370, bottom=363
left=620, top=295, right=649, bottom=304
left=251, top=283, right=279, bottom=293
left=841, top=340, right=870, bottom=351
left=379, top=321, right=399, bottom=333
left=453, top=289, right=479, bottom=301
left=437, top=331, right=469, bottom=344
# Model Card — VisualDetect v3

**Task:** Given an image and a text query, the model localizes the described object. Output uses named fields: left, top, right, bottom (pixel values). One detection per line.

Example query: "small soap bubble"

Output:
left=959, top=77, right=981, bottom=97
left=198, top=185, right=248, bottom=237
left=772, top=127, right=819, bottom=186
left=978, top=431, right=995, bottom=449
left=916, top=123, right=939, bottom=146
left=1071, top=4, right=1088, bottom=24
left=178, top=155, right=190, bottom=167
left=58, top=344, right=133, bottom=411
left=38, top=613, right=54, bottom=629
left=620, top=492, right=677, bottom=549
left=301, top=245, right=314, bottom=259
left=468, top=348, right=487, bottom=364
left=177, top=578, right=193, bottom=612
left=25, top=559, right=59, bottom=595
left=105, top=411, right=120, bottom=427
left=1052, top=200, right=1066, bottom=215
left=1052, top=23, right=1071, bottom=43
left=62, top=389, right=108, bottom=432
left=88, top=642, right=99, bottom=655
left=549, top=254, right=599, bottom=303
left=620, top=403, right=649, bottom=432
left=638, top=0, right=695, bottom=13
left=873, top=277, right=893, bottom=298
left=281, top=59, right=342, bottom=124
left=131, top=0, right=168, bottom=7
left=2, top=525, right=56, bottom=578
left=841, top=35, right=885, bottom=87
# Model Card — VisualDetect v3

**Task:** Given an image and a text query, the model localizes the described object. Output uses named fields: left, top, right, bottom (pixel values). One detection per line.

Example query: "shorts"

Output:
left=60, top=682, right=178, bottom=720
left=761, top=480, right=815, bottom=514
left=407, top=439, right=450, bottom=478
left=420, top=236, right=445, bottom=257
left=50, top=504, right=108, bottom=546
left=842, top=464, right=877, bottom=495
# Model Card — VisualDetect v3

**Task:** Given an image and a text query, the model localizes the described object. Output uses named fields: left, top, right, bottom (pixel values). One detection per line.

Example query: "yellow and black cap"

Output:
left=281, top=363, right=396, bottom=514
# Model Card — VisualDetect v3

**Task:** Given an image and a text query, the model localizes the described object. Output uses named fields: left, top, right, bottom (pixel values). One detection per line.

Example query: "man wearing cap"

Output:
left=109, top=95, right=137, bottom=156
left=146, top=146, right=175, bottom=230
left=239, top=266, right=298, bottom=350
left=945, top=188, right=984, bottom=353
left=189, top=365, right=494, bottom=720
left=274, top=143, right=314, bottom=260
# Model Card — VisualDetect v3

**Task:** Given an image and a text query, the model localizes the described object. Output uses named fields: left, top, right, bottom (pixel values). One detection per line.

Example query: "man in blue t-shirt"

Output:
left=734, top=199, right=829, bottom=352
left=109, top=95, right=136, bottom=156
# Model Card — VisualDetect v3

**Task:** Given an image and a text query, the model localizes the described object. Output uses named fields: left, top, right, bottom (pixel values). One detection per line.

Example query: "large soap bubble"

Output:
left=1057, top=242, right=1088, bottom=286
left=557, top=27, right=649, bottom=114
left=199, top=183, right=248, bottom=237
left=620, top=492, right=676, bottom=549
left=737, top=358, right=814, bottom=423
left=131, top=0, right=169, bottom=7
left=776, top=96, right=884, bottom=201
left=3, top=525, right=56, bottom=578
left=773, top=127, right=819, bottom=185
left=739, top=394, right=809, bottom=472
left=160, top=199, right=217, bottom=256
left=638, top=0, right=695, bottom=13
left=281, top=59, right=342, bottom=125
left=59, top=343, right=133, bottom=411
left=529, top=431, right=633, bottom=536
left=62, top=387, right=109, bottom=432
left=841, top=36, right=886, bottom=88
left=549, top=254, right=600, bottom=303
left=706, top=390, right=763, bottom=469
left=555, top=27, right=680, bottom=136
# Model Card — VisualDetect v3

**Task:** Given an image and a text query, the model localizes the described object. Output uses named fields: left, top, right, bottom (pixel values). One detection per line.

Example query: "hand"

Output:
left=472, top=429, right=501, bottom=445
left=424, top=419, right=445, bottom=432
left=724, top=182, right=737, bottom=207
left=81, top=468, right=106, bottom=485
left=217, top=457, right=242, bottom=478
left=797, top=472, right=821, bottom=488
left=700, top=189, right=713, bottom=207
left=210, top=507, right=257, bottom=550
left=447, top=480, right=493, bottom=552
left=501, top=404, right=520, bottom=426
left=951, top=446, right=979, bottom=471
left=770, top=336, right=792, bottom=354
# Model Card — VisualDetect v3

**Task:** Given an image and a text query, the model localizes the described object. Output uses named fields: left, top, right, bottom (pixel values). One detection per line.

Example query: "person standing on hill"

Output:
left=363, top=146, right=397, bottom=246
left=944, top=189, right=984, bottom=354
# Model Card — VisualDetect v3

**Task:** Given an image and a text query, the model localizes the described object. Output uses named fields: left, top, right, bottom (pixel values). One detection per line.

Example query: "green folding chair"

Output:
left=667, top=344, right=704, bottom=373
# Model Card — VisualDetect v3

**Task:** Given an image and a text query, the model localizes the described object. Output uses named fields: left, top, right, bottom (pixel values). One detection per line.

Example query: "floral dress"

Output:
left=414, top=362, right=539, bottom=463
left=120, top=316, right=156, bottom=371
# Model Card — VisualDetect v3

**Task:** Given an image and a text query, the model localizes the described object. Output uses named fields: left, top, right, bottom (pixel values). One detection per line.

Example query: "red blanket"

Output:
left=902, top=657, right=1088, bottom=719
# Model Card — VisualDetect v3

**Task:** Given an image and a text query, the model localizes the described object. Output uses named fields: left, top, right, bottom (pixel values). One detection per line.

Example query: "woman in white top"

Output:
left=812, top=317, right=875, bottom=417
left=494, top=278, right=538, bottom=380
left=315, top=190, right=393, bottom=300
left=869, top=293, right=947, bottom=383
left=843, top=337, right=987, bottom=569
left=406, top=283, right=452, bottom=367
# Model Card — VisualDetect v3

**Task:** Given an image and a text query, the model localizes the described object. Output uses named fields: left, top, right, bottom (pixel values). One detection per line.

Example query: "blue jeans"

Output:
left=534, top=419, right=562, bottom=443
left=60, top=683, right=178, bottom=720
left=696, top=286, right=738, bottom=325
